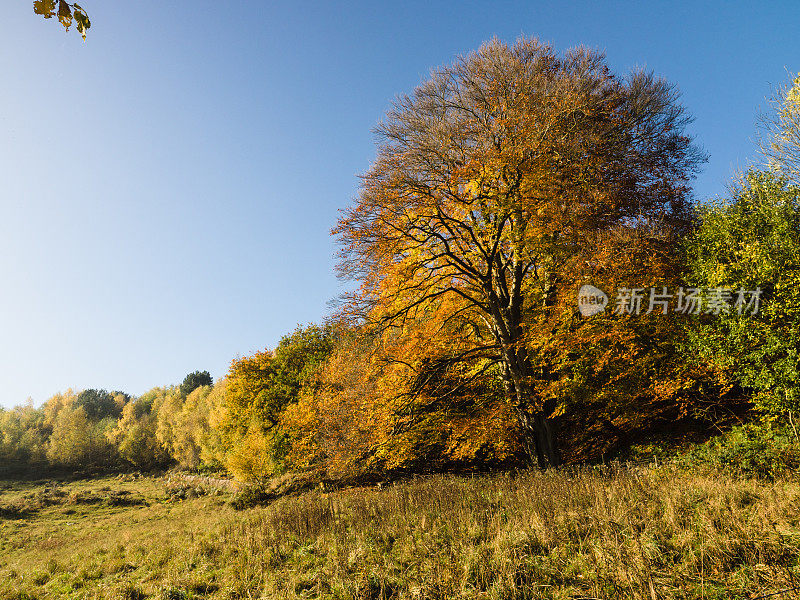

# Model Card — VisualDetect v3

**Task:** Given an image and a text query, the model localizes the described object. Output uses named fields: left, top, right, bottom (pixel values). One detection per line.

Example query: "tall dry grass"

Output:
left=211, top=466, right=800, bottom=599
left=2, top=466, right=800, bottom=599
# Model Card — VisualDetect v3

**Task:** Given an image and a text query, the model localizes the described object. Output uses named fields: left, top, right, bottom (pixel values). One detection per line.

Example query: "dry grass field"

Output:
left=1, top=466, right=800, bottom=599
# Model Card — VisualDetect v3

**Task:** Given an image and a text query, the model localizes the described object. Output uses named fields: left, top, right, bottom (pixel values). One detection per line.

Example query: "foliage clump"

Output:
left=682, top=420, right=800, bottom=479
left=687, top=171, right=800, bottom=416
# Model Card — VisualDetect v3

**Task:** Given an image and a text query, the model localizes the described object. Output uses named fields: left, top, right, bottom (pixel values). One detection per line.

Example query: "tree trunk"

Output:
left=492, top=280, right=560, bottom=468
left=533, top=411, right=560, bottom=468
left=515, top=407, right=560, bottom=469
left=503, top=364, right=560, bottom=469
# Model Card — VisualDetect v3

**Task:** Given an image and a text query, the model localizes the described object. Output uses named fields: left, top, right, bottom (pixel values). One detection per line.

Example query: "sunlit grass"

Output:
left=1, top=466, right=799, bottom=599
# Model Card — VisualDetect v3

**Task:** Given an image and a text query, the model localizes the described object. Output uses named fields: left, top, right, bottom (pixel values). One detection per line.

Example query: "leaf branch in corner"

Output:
left=33, top=0, right=91, bottom=41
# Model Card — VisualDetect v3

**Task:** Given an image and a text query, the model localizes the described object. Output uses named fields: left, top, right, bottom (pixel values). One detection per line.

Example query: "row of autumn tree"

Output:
left=0, top=326, right=337, bottom=479
left=3, top=38, right=800, bottom=480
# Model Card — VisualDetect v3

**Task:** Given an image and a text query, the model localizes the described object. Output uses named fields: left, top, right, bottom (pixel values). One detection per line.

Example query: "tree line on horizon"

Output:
left=2, top=38, right=800, bottom=481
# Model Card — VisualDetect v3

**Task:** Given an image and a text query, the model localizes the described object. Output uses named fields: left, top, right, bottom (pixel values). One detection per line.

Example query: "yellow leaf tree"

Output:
left=335, top=37, right=705, bottom=467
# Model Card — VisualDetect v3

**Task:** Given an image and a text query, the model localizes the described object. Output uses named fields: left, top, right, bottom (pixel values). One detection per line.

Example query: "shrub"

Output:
left=683, top=420, right=800, bottom=479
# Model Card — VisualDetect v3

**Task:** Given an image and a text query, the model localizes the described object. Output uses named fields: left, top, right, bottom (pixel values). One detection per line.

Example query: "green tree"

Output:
left=223, top=324, right=335, bottom=439
left=215, top=324, right=334, bottom=481
left=74, top=388, right=126, bottom=421
left=179, top=371, right=213, bottom=397
left=271, top=324, right=335, bottom=403
left=687, top=170, right=800, bottom=415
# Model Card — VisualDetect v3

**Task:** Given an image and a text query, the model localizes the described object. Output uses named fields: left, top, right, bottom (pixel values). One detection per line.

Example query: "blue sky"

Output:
left=1, top=1, right=798, bottom=408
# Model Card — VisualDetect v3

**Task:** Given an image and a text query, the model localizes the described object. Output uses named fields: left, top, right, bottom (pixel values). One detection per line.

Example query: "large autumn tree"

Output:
left=335, top=38, right=705, bottom=468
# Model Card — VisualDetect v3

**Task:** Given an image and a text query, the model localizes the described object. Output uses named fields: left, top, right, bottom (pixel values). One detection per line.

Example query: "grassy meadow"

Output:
left=2, top=465, right=800, bottom=600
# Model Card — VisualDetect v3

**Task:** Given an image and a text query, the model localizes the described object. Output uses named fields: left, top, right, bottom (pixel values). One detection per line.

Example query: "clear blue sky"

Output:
left=1, top=1, right=797, bottom=408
